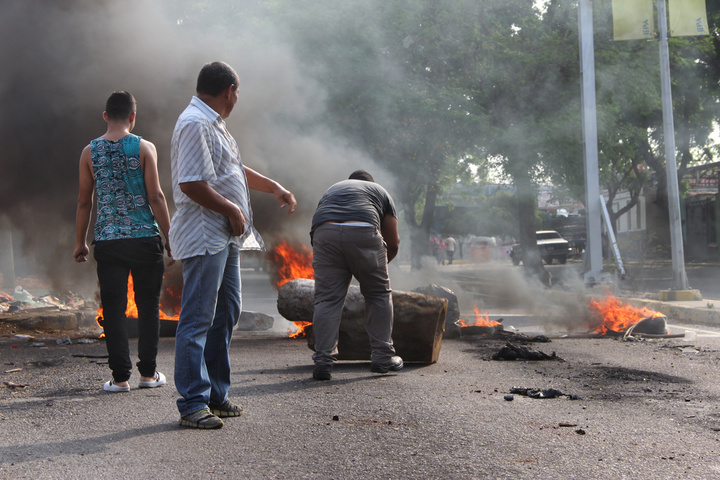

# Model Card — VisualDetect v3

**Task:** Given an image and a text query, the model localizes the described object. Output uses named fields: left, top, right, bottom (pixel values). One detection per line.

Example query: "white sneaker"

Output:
left=103, top=380, right=130, bottom=392
left=138, top=371, right=166, bottom=388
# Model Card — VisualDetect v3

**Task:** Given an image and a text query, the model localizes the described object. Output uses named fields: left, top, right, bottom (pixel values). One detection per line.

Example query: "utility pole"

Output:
left=657, top=0, right=690, bottom=293
left=578, top=0, right=607, bottom=286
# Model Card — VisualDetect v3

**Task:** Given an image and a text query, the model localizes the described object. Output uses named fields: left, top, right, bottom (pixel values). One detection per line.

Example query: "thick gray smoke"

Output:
left=0, top=0, right=386, bottom=296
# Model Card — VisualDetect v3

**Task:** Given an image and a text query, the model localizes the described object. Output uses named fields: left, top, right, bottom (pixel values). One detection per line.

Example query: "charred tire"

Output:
left=543, top=257, right=553, bottom=265
left=558, top=255, right=567, bottom=264
left=512, top=257, right=520, bottom=266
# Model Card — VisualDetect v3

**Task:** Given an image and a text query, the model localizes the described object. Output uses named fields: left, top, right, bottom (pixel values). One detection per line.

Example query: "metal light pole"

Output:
left=657, top=0, right=690, bottom=291
left=578, top=0, right=605, bottom=286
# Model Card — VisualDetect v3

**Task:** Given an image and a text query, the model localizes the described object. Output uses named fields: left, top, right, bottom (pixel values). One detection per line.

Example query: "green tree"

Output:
left=176, top=0, right=720, bottom=271
left=465, top=0, right=580, bottom=284
left=264, top=0, right=489, bottom=268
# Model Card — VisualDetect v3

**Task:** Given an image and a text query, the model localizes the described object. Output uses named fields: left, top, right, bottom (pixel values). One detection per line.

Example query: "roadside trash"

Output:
left=4, top=381, right=29, bottom=389
left=0, top=286, right=97, bottom=313
left=492, top=342, right=561, bottom=361
left=12, top=286, right=35, bottom=304
left=56, top=337, right=73, bottom=345
left=509, top=387, right=580, bottom=400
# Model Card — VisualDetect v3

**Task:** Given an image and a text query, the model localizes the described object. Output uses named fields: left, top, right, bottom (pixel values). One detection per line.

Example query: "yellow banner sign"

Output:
left=669, top=0, right=708, bottom=36
left=612, top=0, right=655, bottom=41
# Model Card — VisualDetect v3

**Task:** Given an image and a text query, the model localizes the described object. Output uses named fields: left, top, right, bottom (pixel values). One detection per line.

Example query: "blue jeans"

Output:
left=174, top=244, right=241, bottom=417
left=94, top=236, right=165, bottom=383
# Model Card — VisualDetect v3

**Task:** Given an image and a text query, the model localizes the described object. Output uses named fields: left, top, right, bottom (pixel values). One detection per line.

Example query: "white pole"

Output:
left=657, top=0, right=690, bottom=290
left=578, top=0, right=604, bottom=285
left=599, top=195, right=625, bottom=277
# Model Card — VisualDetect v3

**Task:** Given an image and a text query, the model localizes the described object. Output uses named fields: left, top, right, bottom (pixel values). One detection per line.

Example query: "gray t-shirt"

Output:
left=310, top=179, right=397, bottom=240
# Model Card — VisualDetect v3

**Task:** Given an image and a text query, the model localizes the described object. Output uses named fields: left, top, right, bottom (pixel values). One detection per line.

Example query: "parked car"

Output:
left=510, top=230, right=571, bottom=266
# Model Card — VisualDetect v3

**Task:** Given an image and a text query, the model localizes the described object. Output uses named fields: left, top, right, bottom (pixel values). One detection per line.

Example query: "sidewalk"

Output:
left=622, top=297, right=720, bottom=328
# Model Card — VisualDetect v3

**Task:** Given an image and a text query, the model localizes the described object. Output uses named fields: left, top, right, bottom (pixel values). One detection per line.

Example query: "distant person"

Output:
left=438, top=238, right=446, bottom=265
left=309, top=170, right=401, bottom=381
left=170, top=62, right=297, bottom=429
left=430, top=236, right=440, bottom=262
left=74, top=91, right=173, bottom=393
left=445, top=235, right=457, bottom=264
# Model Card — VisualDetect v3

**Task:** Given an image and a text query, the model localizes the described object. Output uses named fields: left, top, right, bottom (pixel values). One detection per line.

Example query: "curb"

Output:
left=4, top=297, right=720, bottom=335
left=0, top=308, right=100, bottom=335
left=623, top=297, right=720, bottom=328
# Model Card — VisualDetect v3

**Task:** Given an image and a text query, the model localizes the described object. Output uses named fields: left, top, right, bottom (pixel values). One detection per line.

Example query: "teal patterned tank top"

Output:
left=90, top=134, right=160, bottom=241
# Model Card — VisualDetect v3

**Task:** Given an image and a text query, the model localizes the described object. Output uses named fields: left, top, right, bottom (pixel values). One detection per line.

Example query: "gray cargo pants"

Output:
left=311, top=223, right=396, bottom=366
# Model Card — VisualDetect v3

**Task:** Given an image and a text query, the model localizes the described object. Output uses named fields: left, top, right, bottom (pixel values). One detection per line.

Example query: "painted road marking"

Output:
left=667, top=324, right=720, bottom=337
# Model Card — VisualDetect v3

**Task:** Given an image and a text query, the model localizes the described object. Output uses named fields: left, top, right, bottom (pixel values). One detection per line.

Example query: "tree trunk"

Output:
left=0, top=215, right=15, bottom=290
left=514, top=169, right=551, bottom=287
left=407, top=182, right=439, bottom=270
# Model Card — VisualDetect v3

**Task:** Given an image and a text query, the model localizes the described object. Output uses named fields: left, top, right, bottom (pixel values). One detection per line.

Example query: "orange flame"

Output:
left=589, top=295, right=664, bottom=335
left=267, top=240, right=314, bottom=289
left=266, top=240, right=314, bottom=338
left=96, top=274, right=180, bottom=335
left=289, top=321, right=312, bottom=339
left=457, top=306, right=502, bottom=327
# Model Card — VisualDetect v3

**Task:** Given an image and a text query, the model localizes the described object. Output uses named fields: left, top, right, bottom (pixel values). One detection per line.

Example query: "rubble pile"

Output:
left=0, top=286, right=95, bottom=314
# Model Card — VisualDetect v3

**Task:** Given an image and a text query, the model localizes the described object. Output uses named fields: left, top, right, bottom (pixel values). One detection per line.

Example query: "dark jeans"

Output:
left=94, top=236, right=164, bottom=382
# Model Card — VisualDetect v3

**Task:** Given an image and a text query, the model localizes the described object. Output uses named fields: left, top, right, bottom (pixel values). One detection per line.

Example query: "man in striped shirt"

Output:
left=170, top=62, right=297, bottom=429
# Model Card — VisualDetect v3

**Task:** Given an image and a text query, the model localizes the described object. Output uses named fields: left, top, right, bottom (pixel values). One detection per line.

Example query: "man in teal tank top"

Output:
left=74, top=91, right=174, bottom=393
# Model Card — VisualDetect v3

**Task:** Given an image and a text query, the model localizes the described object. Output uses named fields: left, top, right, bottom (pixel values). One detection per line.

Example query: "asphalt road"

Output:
left=4, top=326, right=720, bottom=479
left=3, top=265, right=720, bottom=478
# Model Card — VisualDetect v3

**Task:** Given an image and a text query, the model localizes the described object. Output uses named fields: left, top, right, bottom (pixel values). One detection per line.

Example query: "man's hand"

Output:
left=179, top=181, right=246, bottom=236
left=274, top=187, right=297, bottom=215
left=228, top=205, right=247, bottom=236
left=164, top=242, right=176, bottom=267
left=73, top=244, right=89, bottom=263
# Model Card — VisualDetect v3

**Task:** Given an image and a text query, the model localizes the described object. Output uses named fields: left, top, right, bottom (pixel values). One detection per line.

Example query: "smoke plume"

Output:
left=0, top=0, right=385, bottom=296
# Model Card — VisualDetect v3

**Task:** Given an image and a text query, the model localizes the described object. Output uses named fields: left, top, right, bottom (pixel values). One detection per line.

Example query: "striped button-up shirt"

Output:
left=169, top=96, right=264, bottom=260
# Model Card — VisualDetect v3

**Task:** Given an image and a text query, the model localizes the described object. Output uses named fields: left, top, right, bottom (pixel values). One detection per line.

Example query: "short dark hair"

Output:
left=196, top=61, right=239, bottom=96
left=105, top=91, right=136, bottom=121
left=348, top=170, right=374, bottom=182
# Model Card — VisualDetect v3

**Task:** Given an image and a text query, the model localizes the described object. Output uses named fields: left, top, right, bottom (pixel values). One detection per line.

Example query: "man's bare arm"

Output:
left=141, top=139, right=174, bottom=263
left=244, top=166, right=297, bottom=215
left=380, top=214, right=400, bottom=263
left=73, top=146, right=94, bottom=262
